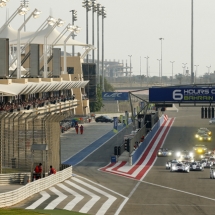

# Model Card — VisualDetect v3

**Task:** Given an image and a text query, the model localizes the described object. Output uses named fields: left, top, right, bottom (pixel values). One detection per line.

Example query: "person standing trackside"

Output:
left=80, top=125, right=83, bottom=134
left=75, top=124, right=79, bottom=134
left=49, top=165, right=56, bottom=175
left=34, top=163, right=42, bottom=180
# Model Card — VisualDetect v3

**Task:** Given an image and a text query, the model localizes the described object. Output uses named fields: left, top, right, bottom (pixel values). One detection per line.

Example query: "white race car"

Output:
left=170, top=162, right=190, bottom=173
left=176, top=150, right=194, bottom=162
left=166, top=159, right=178, bottom=170
left=157, top=148, right=172, bottom=157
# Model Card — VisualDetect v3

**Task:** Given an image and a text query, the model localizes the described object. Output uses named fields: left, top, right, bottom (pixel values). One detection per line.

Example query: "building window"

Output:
left=67, top=67, right=74, bottom=74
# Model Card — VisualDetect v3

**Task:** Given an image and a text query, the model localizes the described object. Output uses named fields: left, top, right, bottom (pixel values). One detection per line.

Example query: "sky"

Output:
left=1, top=0, right=215, bottom=77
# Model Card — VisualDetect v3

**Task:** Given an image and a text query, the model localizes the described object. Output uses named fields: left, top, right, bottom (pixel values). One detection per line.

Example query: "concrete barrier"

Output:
left=131, top=115, right=165, bottom=165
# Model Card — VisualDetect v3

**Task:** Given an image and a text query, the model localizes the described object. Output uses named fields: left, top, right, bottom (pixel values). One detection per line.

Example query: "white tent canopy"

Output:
left=0, top=25, right=88, bottom=46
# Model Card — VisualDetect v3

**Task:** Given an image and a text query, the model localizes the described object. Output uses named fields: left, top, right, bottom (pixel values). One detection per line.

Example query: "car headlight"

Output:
left=176, top=152, right=181, bottom=157
left=198, top=149, right=203, bottom=153
left=200, top=155, right=204, bottom=158
left=209, top=132, right=211, bottom=135
left=195, top=134, right=199, bottom=138
left=208, top=137, right=211, bottom=141
left=189, top=152, right=193, bottom=157
left=199, top=137, right=203, bottom=141
left=168, top=152, right=172, bottom=155
left=158, top=152, right=161, bottom=155
left=166, top=163, right=169, bottom=167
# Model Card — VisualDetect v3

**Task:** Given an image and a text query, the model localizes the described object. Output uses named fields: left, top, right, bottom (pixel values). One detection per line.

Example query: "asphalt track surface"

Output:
left=74, top=106, right=215, bottom=215
left=15, top=106, right=215, bottom=215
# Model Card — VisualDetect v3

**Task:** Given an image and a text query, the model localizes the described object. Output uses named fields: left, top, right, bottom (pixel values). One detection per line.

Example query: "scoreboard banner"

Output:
left=149, top=87, right=215, bottom=103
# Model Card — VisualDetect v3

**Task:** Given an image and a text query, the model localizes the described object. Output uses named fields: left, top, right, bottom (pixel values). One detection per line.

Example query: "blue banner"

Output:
left=113, top=117, right=118, bottom=133
left=149, top=87, right=215, bottom=103
left=102, top=92, right=129, bottom=101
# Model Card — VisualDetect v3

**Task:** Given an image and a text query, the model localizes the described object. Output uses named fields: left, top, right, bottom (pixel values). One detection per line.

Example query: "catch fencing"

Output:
left=0, top=110, right=73, bottom=174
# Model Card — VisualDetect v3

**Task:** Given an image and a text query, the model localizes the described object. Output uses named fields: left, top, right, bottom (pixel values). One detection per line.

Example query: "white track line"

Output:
left=44, top=187, right=67, bottom=209
left=57, top=183, right=84, bottom=211
left=72, top=177, right=117, bottom=215
left=142, top=180, right=215, bottom=202
left=75, top=175, right=127, bottom=199
left=65, top=180, right=100, bottom=214
left=26, top=191, right=50, bottom=209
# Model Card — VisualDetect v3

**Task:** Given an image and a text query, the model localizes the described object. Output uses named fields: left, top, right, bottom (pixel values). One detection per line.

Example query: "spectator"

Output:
left=75, top=124, right=79, bottom=134
left=80, top=125, right=84, bottom=135
left=49, top=165, right=56, bottom=175
left=34, top=163, right=42, bottom=180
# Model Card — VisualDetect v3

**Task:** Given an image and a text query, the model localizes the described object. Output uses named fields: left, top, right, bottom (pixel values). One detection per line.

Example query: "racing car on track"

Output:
left=166, top=159, right=178, bottom=169
left=193, top=144, right=207, bottom=154
left=210, top=167, right=215, bottom=179
left=176, top=150, right=194, bottom=162
left=170, top=162, right=190, bottom=173
left=200, top=159, right=207, bottom=167
left=157, top=148, right=172, bottom=157
left=198, top=128, right=212, bottom=136
left=189, top=161, right=204, bottom=171
left=195, top=130, right=207, bottom=138
left=197, top=133, right=211, bottom=141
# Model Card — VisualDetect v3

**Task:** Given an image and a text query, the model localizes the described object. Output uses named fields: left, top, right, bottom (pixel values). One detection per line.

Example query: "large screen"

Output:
left=149, top=87, right=215, bottom=103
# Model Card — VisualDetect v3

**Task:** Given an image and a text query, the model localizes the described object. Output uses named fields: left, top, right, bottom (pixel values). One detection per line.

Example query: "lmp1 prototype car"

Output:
left=201, top=159, right=213, bottom=168
left=157, top=148, right=172, bottom=157
left=198, top=128, right=212, bottom=136
left=210, top=167, right=215, bottom=179
left=197, top=133, right=211, bottom=141
left=166, top=159, right=178, bottom=169
left=193, top=144, right=207, bottom=154
left=170, top=162, right=190, bottom=173
left=189, top=161, right=204, bottom=171
left=176, top=150, right=194, bottom=162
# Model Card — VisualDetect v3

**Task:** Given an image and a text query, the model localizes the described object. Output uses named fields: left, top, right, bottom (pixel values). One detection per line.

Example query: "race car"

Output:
left=197, top=133, right=211, bottom=141
left=157, top=148, right=172, bottom=157
left=193, top=144, right=207, bottom=154
left=208, top=157, right=215, bottom=165
left=176, top=150, right=194, bottom=162
left=200, top=152, right=212, bottom=159
left=166, top=159, right=178, bottom=169
left=170, top=162, right=190, bottom=173
left=200, top=159, right=207, bottom=167
left=195, top=130, right=207, bottom=138
left=189, top=161, right=204, bottom=171
left=198, top=128, right=212, bottom=136
left=203, top=160, right=213, bottom=168
left=210, top=167, right=215, bottom=179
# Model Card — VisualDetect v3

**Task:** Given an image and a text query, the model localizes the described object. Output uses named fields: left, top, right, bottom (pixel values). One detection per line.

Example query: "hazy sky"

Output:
left=1, top=0, right=215, bottom=77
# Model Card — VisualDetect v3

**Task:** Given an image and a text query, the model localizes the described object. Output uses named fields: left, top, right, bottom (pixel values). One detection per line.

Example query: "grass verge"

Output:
left=0, top=209, right=89, bottom=215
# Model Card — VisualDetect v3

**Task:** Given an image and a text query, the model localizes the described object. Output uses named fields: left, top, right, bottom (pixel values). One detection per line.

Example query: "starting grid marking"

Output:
left=99, top=117, right=175, bottom=180
left=25, top=175, right=126, bottom=215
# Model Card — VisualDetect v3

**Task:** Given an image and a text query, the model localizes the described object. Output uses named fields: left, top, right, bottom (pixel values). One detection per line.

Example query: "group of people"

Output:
left=33, top=163, right=56, bottom=180
left=0, top=94, right=76, bottom=113
left=75, top=124, right=84, bottom=134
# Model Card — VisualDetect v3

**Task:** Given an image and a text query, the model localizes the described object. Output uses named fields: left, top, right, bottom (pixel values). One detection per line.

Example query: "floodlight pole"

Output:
left=97, top=3, right=101, bottom=87
left=17, top=9, right=40, bottom=79
left=91, top=0, right=96, bottom=63
left=0, top=4, right=28, bottom=33
left=101, top=6, right=106, bottom=92
left=159, top=38, right=164, bottom=84
left=170, top=61, right=175, bottom=85
left=191, top=0, right=194, bottom=84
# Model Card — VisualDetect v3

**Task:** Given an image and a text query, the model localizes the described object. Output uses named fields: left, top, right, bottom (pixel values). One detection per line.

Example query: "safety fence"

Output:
left=131, top=115, right=165, bottom=164
left=0, top=166, right=72, bottom=208
left=0, top=110, right=73, bottom=174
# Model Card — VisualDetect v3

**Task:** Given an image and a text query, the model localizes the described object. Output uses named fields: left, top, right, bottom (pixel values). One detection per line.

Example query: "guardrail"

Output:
left=0, top=166, right=72, bottom=208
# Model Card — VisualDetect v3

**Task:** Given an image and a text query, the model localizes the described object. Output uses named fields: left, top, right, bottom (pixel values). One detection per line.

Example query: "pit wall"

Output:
left=130, top=115, right=165, bottom=165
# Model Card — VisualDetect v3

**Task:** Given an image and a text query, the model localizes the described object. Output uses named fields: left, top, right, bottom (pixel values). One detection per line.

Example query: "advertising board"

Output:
left=149, top=87, right=215, bottom=103
left=102, top=92, right=129, bottom=101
